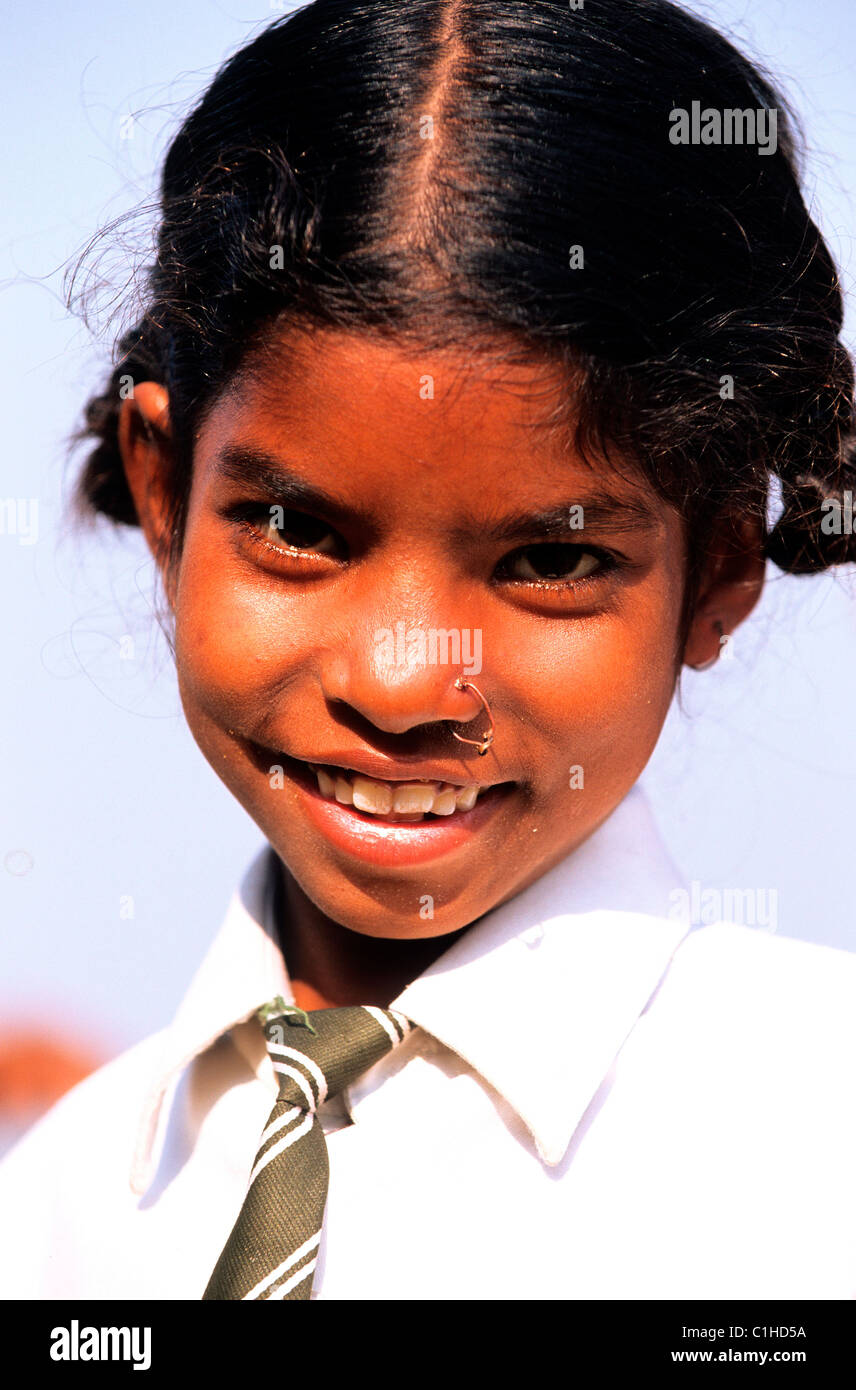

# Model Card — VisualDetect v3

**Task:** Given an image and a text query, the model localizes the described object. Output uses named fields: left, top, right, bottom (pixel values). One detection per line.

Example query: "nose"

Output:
left=318, top=618, right=486, bottom=738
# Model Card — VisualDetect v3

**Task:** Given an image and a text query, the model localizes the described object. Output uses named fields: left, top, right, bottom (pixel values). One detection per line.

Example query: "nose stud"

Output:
left=451, top=677, right=495, bottom=756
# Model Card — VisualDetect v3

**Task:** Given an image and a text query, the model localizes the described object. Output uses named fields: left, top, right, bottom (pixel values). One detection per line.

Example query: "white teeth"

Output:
left=334, top=776, right=354, bottom=806
left=392, top=783, right=441, bottom=813
left=311, top=764, right=485, bottom=819
left=316, top=767, right=336, bottom=798
left=351, top=776, right=393, bottom=815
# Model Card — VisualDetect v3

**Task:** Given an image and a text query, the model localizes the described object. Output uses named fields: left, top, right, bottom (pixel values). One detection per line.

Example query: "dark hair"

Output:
left=71, top=0, right=856, bottom=624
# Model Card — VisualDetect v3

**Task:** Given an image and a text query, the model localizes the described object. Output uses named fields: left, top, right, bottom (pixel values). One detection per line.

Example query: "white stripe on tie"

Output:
left=272, top=1062, right=317, bottom=1111
left=247, top=1110, right=315, bottom=1188
left=268, top=1044, right=328, bottom=1106
left=363, top=1005, right=403, bottom=1046
left=258, top=1104, right=303, bottom=1150
left=242, top=1231, right=322, bottom=1301
left=267, top=1258, right=317, bottom=1300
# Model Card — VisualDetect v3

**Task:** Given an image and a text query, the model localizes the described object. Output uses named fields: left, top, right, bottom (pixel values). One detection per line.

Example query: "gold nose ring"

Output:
left=451, top=677, right=495, bottom=756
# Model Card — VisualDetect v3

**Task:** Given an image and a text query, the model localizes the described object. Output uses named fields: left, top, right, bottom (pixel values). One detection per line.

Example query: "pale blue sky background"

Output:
left=2, top=0, right=856, bottom=1063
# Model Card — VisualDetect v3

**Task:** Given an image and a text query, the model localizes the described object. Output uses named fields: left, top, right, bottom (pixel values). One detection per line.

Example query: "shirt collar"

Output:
left=390, top=786, right=690, bottom=1165
left=130, top=784, right=689, bottom=1193
left=130, top=847, right=290, bottom=1195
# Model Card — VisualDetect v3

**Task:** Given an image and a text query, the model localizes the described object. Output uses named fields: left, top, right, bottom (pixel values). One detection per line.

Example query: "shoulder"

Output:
left=0, top=1028, right=176, bottom=1299
left=618, top=924, right=856, bottom=1168
left=650, top=922, right=856, bottom=1058
left=1, top=1027, right=170, bottom=1160
left=669, top=920, right=856, bottom=998
left=0, top=1027, right=169, bottom=1216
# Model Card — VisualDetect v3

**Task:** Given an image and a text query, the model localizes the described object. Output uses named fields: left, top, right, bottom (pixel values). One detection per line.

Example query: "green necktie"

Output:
left=202, top=998, right=414, bottom=1300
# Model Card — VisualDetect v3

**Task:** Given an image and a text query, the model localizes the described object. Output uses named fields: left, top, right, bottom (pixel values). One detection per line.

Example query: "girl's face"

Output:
left=128, top=328, right=749, bottom=939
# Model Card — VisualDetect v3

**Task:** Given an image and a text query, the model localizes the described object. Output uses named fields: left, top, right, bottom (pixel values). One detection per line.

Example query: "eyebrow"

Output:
left=212, top=444, right=370, bottom=530
left=447, top=497, right=661, bottom=545
left=212, top=443, right=660, bottom=542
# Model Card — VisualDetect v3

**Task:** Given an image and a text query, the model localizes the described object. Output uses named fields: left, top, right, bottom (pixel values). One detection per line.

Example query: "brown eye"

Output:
left=258, top=507, right=341, bottom=555
left=499, top=544, right=603, bottom=583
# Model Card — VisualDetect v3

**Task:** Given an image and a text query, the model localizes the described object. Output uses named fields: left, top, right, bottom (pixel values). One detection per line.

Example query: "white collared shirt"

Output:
left=1, top=785, right=855, bottom=1300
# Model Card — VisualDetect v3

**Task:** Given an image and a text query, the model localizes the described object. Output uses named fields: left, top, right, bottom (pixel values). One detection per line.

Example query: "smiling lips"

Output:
left=310, top=763, right=482, bottom=822
left=258, top=745, right=511, bottom=865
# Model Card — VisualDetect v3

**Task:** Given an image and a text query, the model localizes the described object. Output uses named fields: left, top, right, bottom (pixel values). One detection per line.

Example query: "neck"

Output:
left=273, top=862, right=468, bottom=1010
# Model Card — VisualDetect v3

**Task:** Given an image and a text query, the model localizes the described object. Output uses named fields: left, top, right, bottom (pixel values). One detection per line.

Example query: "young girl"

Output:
left=2, top=0, right=855, bottom=1300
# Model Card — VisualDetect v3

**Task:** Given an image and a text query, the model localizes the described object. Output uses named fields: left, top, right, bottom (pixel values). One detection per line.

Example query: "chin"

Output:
left=282, top=853, right=487, bottom=941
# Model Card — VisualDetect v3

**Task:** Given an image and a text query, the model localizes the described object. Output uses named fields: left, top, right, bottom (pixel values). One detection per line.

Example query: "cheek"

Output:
left=516, top=602, right=679, bottom=789
left=171, top=533, right=312, bottom=722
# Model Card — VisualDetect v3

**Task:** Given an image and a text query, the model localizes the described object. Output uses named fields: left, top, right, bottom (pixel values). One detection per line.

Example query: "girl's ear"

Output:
left=118, top=383, right=176, bottom=604
left=682, top=515, right=766, bottom=668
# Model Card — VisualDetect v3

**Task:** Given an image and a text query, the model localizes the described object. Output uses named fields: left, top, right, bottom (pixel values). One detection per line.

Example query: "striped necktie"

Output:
left=202, top=997, right=413, bottom=1301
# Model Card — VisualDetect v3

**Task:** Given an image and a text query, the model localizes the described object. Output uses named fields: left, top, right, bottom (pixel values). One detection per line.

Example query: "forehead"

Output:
left=197, top=324, right=663, bottom=518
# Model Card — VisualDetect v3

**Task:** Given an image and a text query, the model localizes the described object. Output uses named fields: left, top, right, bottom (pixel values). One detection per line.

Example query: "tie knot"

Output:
left=258, top=1000, right=413, bottom=1111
